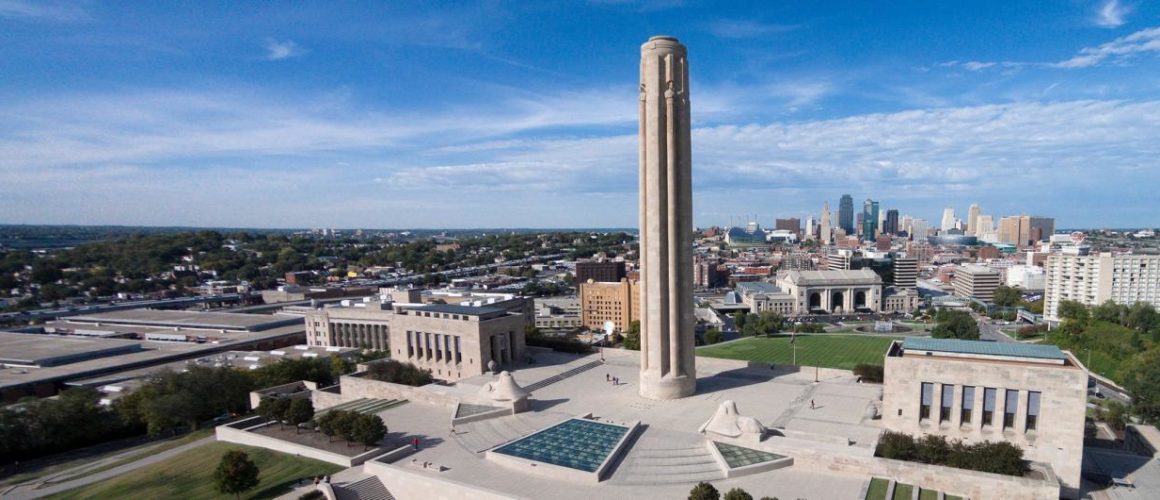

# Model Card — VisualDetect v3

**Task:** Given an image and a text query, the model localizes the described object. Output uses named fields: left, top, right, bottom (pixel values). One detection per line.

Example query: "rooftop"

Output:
left=410, top=304, right=507, bottom=317
left=64, top=309, right=301, bottom=332
left=784, top=269, right=882, bottom=285
left=900, top=337, right=1067, bottom=362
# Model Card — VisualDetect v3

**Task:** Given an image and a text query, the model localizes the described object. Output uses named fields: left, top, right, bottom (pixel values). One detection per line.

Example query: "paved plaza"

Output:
left=358, top=348, right=885, bottom=499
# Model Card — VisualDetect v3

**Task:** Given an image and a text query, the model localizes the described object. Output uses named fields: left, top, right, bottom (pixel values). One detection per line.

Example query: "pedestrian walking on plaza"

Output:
left=412, top=437, right=420, bottom=450
left=810, top=399, right=815, bottom=410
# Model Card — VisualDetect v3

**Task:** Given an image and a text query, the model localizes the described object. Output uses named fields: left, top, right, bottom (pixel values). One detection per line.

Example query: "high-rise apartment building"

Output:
left=884, top=209, right=899, bottom=235
left=940, top=207, right=956, bottom=233
left=1044, top=252, right=1160, bottom=321
left=862, top=199, right=879, bottom=241
left=839, top=194, right=854, bottom=234
left=966, top=203, right=980, bottom=236
left=819, top=202, right=832, bottom=244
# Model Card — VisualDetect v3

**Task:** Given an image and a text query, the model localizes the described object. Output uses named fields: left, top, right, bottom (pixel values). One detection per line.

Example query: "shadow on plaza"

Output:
left=696, top=363, right=790, bottom=393
left=529, top=398, right=570, bottom=411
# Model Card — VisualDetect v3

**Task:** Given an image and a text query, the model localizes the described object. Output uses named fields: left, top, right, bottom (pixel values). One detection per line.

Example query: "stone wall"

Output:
left=760, top=437, right=1060, bottom=500
left=364, top=460, right=513, bottom=500
left=340, top=373, right=460, bottom=409
left=312, top=386, right=344, bottom=410
left=215, top=421, right=384, bottom=467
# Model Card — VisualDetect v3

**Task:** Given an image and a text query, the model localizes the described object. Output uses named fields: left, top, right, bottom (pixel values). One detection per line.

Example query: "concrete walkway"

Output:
left=3, top=436, right=216, bottom=500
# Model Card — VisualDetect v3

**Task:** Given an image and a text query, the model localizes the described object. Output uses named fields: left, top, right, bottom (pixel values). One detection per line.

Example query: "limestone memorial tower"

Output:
left=638, top=36, right=696, bottom=400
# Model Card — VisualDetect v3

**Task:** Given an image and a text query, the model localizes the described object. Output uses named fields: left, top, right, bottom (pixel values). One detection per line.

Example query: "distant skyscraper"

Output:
left=940, top=207, right=956, bottom=233
left=910, top=219, right=929, bottom=240
left=805, top=216, right=816, bottom=241
left=1029, top=216, right=1055, bottom=242
left=976, top=215, right=995, bottom=240
left=862, top=199, right=879, bottom=241
left=966, top=203, right=981, bottom=236
left=884, top=209, right=899, bottom=235
left=839, top=195, right=854, bottom=234
left=819, top=202, right=832, bottom=244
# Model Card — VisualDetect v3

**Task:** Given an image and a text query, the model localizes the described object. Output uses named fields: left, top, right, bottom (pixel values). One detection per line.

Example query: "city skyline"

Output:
left=3, top=1, right=1160, bottom=228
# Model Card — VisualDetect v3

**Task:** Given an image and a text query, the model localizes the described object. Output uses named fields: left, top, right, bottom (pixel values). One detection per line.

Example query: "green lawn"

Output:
left=45, top=441, right=342, bottom=500
left=697, top=335, right=899, bottom=370
left=1, top=428, right=215, bottom=489
left=918, top=488, right=939, bottom=500
left=865, top=477, right=890, bottom=500
left=892, top=483, right=914, bottom=500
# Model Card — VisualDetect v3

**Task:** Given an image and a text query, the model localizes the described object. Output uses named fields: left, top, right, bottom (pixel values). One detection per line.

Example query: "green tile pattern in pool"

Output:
left=713, top=441, right=786, bottom=468
left=456, top=403, right=502, bottom=418
left=493, top=419, right=629, bottom=472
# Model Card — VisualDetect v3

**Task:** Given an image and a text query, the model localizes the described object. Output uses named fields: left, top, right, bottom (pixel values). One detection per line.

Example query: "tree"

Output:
left=991, top=285, right=1021, bottom=307
left=1058, top=300, right=1090, bottom=325
left=1125, top=348, right=1160, bottom=425
left=317, top=411, right=337, bottom=442
left=733, top=311, right=748, bottom=331
left=286, top=399, right=315, bottom=434
left=213, top=450, right=260, bottom=500
left=331, top=411, right=358, bottom=446
left=266, top=397, right=291, bottom=430
left=723, top=488, right=753, bottom=500
left=704, top=328, right=723, bottom=345
left=1092, top=300, right=1127, bottom=324
left=689, top=481, right=720, bottom=500
left=352, top=414, right=387, bottom=450
left=623, top=320, right=641, bottom=350
left=931, top=310, right=980, bottom=340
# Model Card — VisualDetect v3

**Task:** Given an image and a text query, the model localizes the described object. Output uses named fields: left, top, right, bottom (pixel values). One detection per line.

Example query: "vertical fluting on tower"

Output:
left=639, top=36, right=695, bottom=400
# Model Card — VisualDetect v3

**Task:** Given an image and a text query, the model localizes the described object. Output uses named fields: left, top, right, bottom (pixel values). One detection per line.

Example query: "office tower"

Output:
left=894, top=257, right=918, bottom=289
left=966, top=203, right=981, bottom=236
left=839, top=194, right=854, bottom=234
left=775, top=217, right=801, bottom=237
left=805, top=216, right=816, bottom=241
left=862, top=199, right=879, bottom=241
left=910, top=219, right=929, bottom=241
left=638, top=36, right=695, bottom=400
left=975, top=215, right=995, bottom=240
left=998, top=216, right=1032, bottom=247
left=941, top=207, right=956, bottom=233
left=1029, top=217, right=1055, bottom=242
left=819, top=202, right=832, bottom=244
left=884, top=209, right=899, bottom=235
left=953, top=265, right=1002, bottom=302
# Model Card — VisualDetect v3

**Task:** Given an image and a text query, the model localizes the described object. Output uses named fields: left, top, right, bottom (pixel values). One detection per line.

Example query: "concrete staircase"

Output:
left=332, top=476, right=393, bottom=500
left=455, top=412, right=565, bottom=453
left=611, top=429, right=725, bottom=485
left=523, top=360, right=604, bottom=393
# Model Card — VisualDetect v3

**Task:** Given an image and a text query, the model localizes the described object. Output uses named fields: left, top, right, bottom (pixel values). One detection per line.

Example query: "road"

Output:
left=2, top=436, right=216, bottom=499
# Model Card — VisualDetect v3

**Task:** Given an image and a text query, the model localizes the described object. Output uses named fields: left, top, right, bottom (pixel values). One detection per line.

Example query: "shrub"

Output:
left=723, top=488, right=753, bottom=500
left=853, top=364, right=885, bottom=383
left=875, top=431, right=1028, bottom=476
left=689, top=481, right=719, bottom=500
left=1016, top=324, right=1049, bottom=339
left=364, top=359, right=434, bottom=386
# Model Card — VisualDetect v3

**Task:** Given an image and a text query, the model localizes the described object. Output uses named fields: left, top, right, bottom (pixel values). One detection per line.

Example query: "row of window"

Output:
left=919, top=383, right=1041, bottom=431
left=405, top=330, right=463, bottom=364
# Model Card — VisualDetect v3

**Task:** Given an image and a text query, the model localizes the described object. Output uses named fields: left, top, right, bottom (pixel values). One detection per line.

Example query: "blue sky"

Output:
left=2, top=0, right=1159, bottom=229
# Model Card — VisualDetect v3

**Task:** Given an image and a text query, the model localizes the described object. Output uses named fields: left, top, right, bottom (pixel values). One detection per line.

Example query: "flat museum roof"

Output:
left=902, top=337, right=1066, bottom=361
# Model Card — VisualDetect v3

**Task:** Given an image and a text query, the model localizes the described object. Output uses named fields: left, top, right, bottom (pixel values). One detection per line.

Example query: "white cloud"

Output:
left=705, top=19, right=798, bottom=39
left=1054, top=26, right=1160, bottom=68
left=0, top=0, right=86, bottom=22
left=939, top=26, right=1160, bottom=71
left=264, top=38, right=302, bottom=60
left=1096, top=0, right=1131, bottom=28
